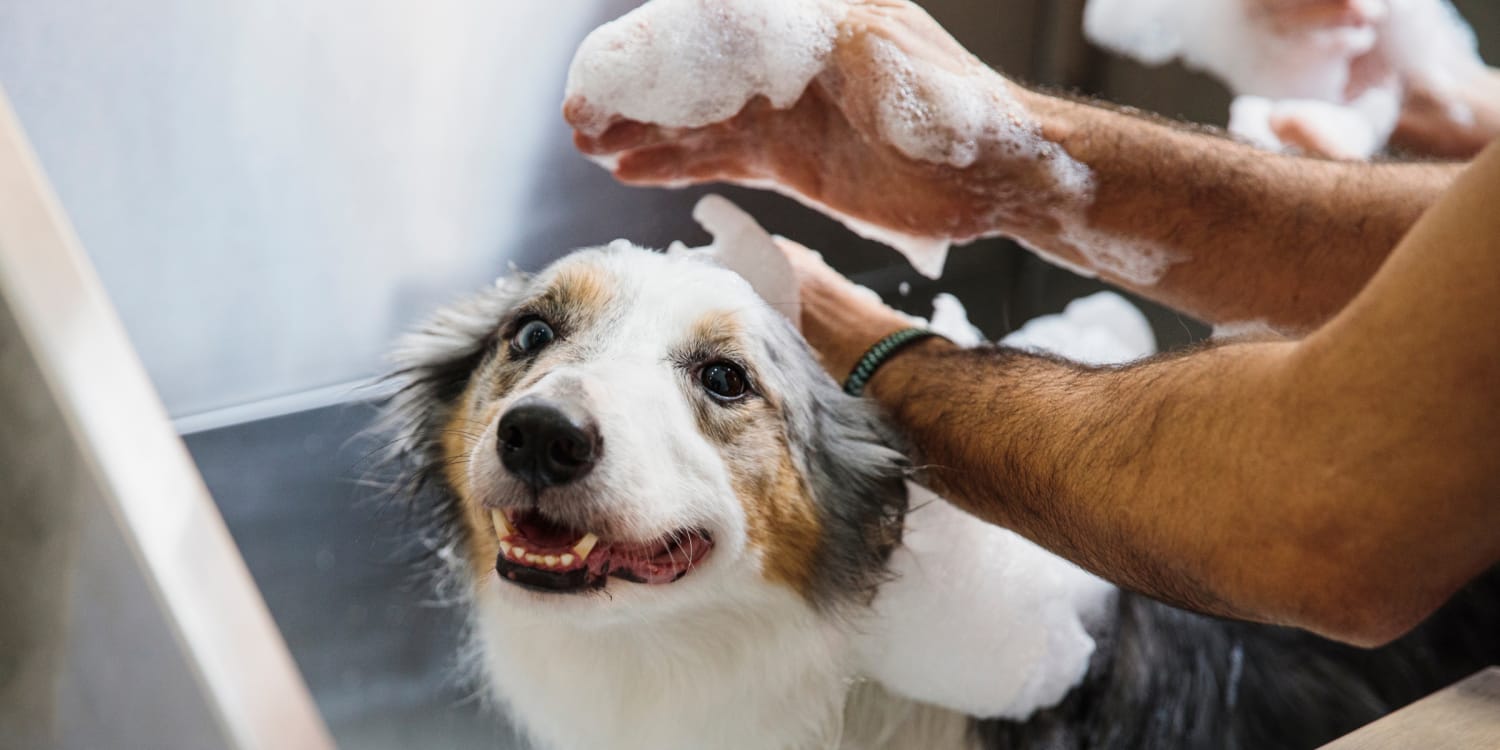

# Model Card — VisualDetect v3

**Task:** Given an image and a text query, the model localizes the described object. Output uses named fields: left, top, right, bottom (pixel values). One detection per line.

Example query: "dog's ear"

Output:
left=684, top=195, right=803, bottom=330
left=376, top=272, right=532, bottom=560
left=387, top=271, right=530, bottom=404
left=770, top=323, right=909, bottom=609
left=797, top=392, right=909, bottom=609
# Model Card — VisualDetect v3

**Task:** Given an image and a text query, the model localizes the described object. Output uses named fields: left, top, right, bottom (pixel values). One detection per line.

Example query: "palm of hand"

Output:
left=565, top=0, right=1067, bottom=243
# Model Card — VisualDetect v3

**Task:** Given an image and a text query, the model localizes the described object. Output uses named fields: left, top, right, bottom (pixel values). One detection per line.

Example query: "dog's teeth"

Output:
left=499, top=540, right=512, bottom=555
left=573, top=533, right=600, bottom=560
left=512, top=546, right=527, bottom=559
left=526, top=554, right=541, bottom=564
left=561, top=554, right=575, bottom=566
left=544, top=555, right=558, bottom=566
left=491, top=510, right=514, bottom=538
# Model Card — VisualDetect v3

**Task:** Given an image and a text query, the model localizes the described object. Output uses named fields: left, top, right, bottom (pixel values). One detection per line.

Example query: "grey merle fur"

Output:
left=759, top=313, right=910, bottom=609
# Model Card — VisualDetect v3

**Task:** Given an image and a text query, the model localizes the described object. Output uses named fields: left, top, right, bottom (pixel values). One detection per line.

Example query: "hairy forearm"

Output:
left=866, top=334, right=1485, bottom=646
left=868, top=338, right=1300, bottom=620
left=998, top=90, right=1462, bottom=332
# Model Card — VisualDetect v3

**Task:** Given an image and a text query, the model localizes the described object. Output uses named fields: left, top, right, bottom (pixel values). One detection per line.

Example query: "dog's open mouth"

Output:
left=489, top=509, right=713, bottom=594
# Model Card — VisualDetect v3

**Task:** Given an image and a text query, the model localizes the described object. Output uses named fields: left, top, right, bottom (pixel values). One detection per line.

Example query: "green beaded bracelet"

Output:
left=842, top=327, right=946, bottom=397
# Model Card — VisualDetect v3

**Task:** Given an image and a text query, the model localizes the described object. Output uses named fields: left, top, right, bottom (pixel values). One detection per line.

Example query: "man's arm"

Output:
left=1018, top=93, right=1459, bottom=331
left=787, top=142, right=1500, bottom=647
left=568, top=0, right=1464, bottom=332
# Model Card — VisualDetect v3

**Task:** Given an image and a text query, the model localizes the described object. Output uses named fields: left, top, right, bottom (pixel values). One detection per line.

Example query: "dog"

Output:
left=382, top=203, right=1499, bottom=750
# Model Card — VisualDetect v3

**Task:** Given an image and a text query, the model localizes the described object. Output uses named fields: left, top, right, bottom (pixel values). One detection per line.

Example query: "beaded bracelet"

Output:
left=842, top=327, right=947, bottom=397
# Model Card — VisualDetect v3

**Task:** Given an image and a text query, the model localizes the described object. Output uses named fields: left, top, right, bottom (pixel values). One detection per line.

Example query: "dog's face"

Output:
left=388, top=243, right=906, bottom=622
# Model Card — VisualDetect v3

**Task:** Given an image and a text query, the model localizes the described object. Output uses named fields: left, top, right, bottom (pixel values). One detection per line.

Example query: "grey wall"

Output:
left=0, top=0, right=641, bottom=418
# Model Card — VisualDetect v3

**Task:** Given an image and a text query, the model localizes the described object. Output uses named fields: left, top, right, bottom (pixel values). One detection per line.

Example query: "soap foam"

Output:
left=856, top=488, right=1116, bottom=719
left=854, top=290, right=1155, bottom=719
left=1084, top=0, right=1484, bottom=158
left=865, top=37, right=1084, bottom=183
left=565, top=0, right=846, bottom=136
left=925, top=293, right=986, bottom=347
left=1058, top=222, right=1182, bottom=286
left=1380, top=0, right=1486, bottom=124
left=568, top=0, right=1096, bottom=280
left=1002, top=290, right=1157, bottom=365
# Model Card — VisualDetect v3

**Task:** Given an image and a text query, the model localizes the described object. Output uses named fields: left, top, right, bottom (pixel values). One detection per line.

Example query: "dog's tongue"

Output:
left=512, top=512, right=583, bottom=550
left=605, top=531, right=713, bottom=584
left=672, top=195, right=802, bottom=329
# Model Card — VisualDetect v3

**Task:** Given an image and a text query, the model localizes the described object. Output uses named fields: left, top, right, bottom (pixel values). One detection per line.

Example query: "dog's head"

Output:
left=385, top=242, right=907, bottom=621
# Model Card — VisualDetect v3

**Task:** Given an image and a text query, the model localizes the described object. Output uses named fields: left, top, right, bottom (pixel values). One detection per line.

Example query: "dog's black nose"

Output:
left=497, top=399, right=600, bottom=489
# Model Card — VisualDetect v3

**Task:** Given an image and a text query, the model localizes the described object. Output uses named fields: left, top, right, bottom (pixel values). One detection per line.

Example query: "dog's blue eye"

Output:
left=700, top=362, right=748, bottom=401
left=512, top=318, right=555, bottom=355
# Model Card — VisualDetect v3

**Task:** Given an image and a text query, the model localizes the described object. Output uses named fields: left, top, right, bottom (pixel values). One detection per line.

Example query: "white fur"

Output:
left=450, top=226, right=1155, bottom=748
left=454, top=249, right=866, bottom=749
left=473, top=569, right=851, bottom=750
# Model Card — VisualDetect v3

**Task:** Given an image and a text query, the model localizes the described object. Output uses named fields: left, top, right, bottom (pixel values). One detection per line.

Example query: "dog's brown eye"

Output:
left=700, top=362, right=748, bottom=401
left=512, top=318, right=555, bottom=355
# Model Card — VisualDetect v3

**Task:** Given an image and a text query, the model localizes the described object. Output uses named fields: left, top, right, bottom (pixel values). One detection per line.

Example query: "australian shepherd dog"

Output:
left=382, top=209, right=1497, bottom=750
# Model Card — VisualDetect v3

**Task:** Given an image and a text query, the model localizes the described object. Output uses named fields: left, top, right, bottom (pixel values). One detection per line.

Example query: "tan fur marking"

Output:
left=545, top=264, right=614, bottom=329
left=689, top=310, right=742, bottom=351
left=728, top=435, right=823, bottom=597
left=443, top=385, right=505, bottom=577
left=684, top=311, right=822, bottom=595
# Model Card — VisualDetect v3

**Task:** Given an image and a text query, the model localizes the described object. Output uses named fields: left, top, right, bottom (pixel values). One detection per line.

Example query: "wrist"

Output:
left=816, top=316, right=911, bottom=383
left=966, top=87, right=1094, bottom=240
left=864, top=335, right=959, bottom=403
left=1015, top=87, right=1089, bottom=157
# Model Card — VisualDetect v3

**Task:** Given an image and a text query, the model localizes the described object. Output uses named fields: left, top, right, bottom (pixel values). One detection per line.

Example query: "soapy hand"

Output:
left=1252, top=0, right=1488, bottom=159
left=1260, top=0, right=1497, bottom=160
left=1088, top=0, right=1493, bottom=160
left=565, top=0, right=1086, bottom=264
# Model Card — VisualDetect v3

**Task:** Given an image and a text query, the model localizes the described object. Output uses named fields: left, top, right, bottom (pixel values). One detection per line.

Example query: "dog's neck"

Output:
left=472, top=582, right=863, bottom=750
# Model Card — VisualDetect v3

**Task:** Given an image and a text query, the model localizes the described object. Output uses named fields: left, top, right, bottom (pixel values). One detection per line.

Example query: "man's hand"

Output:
left=775, top=238, right=911, bottom=381
left=1243, top=0, right=1496, bottom=160
left=566, top=0, right=1074, bottom=244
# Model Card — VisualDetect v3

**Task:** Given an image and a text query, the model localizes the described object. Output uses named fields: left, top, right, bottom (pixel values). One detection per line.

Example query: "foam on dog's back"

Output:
left=853, top=291, right=1154, bottom=719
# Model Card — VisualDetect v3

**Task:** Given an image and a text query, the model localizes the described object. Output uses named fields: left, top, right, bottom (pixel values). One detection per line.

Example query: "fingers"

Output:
left=1252, top=0, right=1384, bottom=31
left=1269, top=112, right=1362, bottom=160
left=571, top=118, right=668, bottom=156
left=612, top=136, right=759, bottom=186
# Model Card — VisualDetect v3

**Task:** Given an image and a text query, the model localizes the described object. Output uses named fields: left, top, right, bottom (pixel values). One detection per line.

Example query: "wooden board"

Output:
left=1320, top=667, right=1500, bottom=749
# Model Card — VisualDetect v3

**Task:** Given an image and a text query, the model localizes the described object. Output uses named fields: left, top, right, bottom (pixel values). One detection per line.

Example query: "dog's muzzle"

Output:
left=497, top=396, right=601, bottom=490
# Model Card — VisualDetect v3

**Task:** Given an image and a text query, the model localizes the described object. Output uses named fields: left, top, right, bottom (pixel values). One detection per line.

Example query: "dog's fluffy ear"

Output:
left=377, top=273, right=531, bottom=565
left=678, top=195, right=802, bottom=329
left=765, top=319, right=908, bottom=608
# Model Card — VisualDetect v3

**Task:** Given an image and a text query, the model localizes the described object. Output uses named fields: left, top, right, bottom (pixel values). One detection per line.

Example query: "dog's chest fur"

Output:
left=472, top=584, right=972, bottom=750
